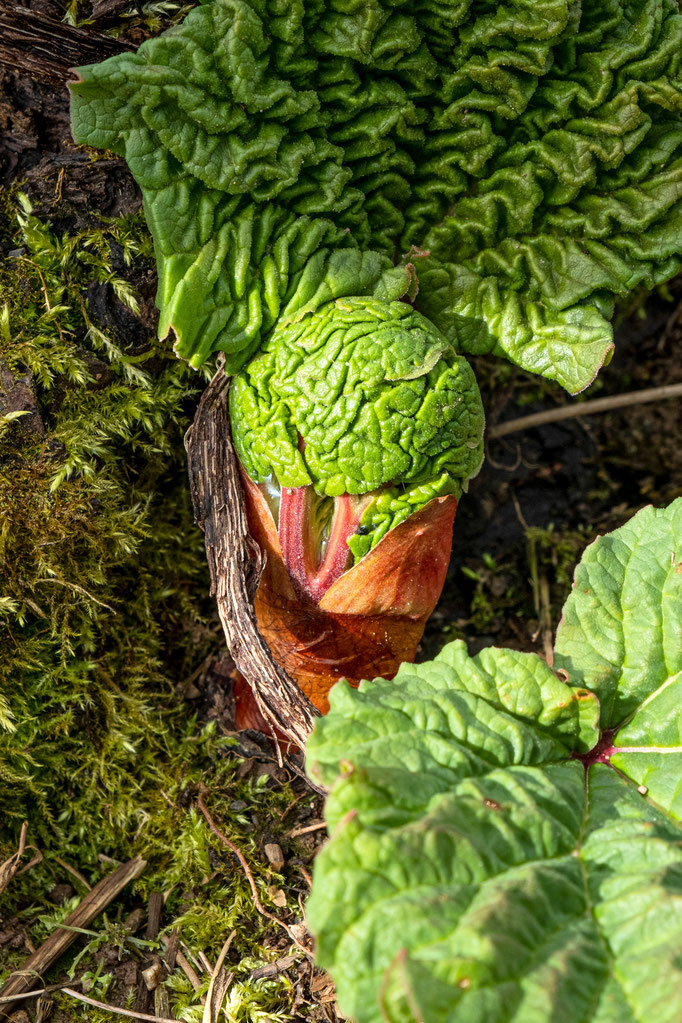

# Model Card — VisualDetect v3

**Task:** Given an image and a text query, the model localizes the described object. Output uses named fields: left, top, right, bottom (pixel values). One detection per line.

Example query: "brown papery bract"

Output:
left=236, top=468, right=456, bottom=731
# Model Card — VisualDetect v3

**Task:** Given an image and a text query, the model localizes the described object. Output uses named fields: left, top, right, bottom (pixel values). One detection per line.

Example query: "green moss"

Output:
left=0, top=198, right=314, bottom=1019
left=0, top=195, right=212, bottom=827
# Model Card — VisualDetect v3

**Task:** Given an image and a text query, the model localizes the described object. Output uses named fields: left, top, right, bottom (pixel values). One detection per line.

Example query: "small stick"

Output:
left=0, top=981, right=82, bottom=1006
left=61, top=988, right=177, bottom=1023
left=197, top=952, right=214, bottom=976
left=296, top=865, right=313, bottom=888
left=163, top=930, right=180, bottom=973
left=202, top=932, right=235, bottom=1023
left=174, top=951, right=203, bottom=996
left=0, top=822, right=28, bottom=896
left=0, top=822, right=40, bottom=892
left=488, top=382, right=682, bottom=440
left=277, top=791, right=311, bottom=820
left=145, top=893, right=164, bottom=941
left=196, top=793, right=311, bottom=957
left=287, top=821, right=327, bottom=839
left=0, top=856, right=146, bottom=1002
left=34, top=576, right=115, bottom=613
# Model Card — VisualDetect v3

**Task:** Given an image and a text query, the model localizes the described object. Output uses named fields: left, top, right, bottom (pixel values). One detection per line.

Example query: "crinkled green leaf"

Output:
left=70, top=0, right=682, bottom=390
left=307, top=498, right=682, bottom=1023
left=554, top=499, right=682, bottom=816
left=348, top=470, right=461, bottom=562
left=229, top=298, right=484, bottom=506
left=554, top=500, right=682, bottom=730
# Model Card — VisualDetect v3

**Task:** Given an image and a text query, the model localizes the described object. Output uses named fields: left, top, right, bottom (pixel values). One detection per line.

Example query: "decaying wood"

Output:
left=0, top=4, right=135, bottom=84
left=145, top=892, right=163, bottom=941
left=186, top=362, right=319, bottom=751
left=0, top=856, right=146, bottom=1004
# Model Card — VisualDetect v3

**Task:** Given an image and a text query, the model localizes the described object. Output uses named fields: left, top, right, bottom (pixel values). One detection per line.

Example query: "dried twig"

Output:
left=489, top=382, right=682, bottom=440
left=0, top=982, right=82, bottom=1007
left=145, top=893, right=164, bottom=940
left=249, top=954, right=297, bottom=981
left=53, top=857, right=91, bottom=892
left=61, top=988, right=177, bottom=1023
left=0, top=856, right=146, bottom=1003
left=197, top=952, right=214, bottom=977
left=162, top=930, right=179, bottom=973
left=196, top=792, right=311, bottom=957
left=185, top=362, right=319, bottom=752
left=173, top=951, right=203, bottom=997
left=287, top=821, right=327, bottom=839
left=296, top=865, right=313, bottom=888
left=35, top=577, right=115, bottom=613
left=277, top=791, right=312, bottom=821
left=202, top=931, right=235, bottom=1023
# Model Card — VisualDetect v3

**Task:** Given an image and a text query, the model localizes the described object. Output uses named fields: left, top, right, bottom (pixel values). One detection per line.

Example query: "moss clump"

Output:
left=0, top=195, right=214, bottom=834
left=0, top=197, right=326, bottom=1020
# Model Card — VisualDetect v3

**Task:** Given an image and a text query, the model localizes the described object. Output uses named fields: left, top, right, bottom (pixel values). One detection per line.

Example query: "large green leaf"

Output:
left=70, top=0, right=682, bottom=390
left=554, top=500, right=682, bottom=731
left=554, top=499, right=682, bottom=818
left=306, top=498, right=682, bottom=1023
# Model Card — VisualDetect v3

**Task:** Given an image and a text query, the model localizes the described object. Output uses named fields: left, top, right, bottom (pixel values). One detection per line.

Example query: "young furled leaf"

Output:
left=306, top=498, right=682, bottom=1023
left=230, top=297, right=484, bottom=567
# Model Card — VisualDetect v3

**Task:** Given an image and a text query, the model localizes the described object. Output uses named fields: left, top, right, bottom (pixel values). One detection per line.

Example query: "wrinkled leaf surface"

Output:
left=307, top=499, right=682, bottom=1022
left=70, top=0, right=682, bottom=391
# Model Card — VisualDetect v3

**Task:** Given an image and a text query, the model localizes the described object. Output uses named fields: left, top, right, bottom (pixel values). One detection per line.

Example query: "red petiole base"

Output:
left=278, top=486, right=361, bottom=603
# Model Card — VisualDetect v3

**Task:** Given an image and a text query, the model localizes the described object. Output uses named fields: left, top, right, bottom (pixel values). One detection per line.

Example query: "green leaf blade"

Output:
left=308, top=501, right=682, bottom=1022
left=554, top=500, right=682, bottom=730
left=71, top=0, right=682, bottom=384
left=581, top=766, right=682, bottom=1023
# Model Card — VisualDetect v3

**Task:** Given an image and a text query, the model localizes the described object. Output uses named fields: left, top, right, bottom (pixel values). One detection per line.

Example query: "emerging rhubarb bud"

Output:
left=230, top=297, right=484, bottom=602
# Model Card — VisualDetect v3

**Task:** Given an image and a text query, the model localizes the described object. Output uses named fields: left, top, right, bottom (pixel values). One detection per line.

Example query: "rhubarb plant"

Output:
left=69, top=2, right=682, bottom=708
left=306, top=498, right=682, bottom=1023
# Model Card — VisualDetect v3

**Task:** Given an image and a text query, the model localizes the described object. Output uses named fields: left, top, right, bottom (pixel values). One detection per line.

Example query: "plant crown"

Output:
left=230, top=298, right=484, bottom=559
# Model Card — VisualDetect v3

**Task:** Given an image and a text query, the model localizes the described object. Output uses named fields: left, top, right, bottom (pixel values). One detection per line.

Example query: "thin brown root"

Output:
left=196, top=791, right=312, bottom=958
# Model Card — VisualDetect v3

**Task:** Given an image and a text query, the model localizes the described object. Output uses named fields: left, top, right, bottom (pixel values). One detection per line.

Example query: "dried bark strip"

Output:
left=186, top=362, right=318, bottom=750
left=0, top=856, right=146, bottom=1003
left=0, top=3, right=135, bottom=84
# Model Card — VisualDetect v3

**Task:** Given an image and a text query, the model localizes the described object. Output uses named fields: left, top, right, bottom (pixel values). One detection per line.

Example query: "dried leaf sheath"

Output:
left=240, top=468, right=458, bottom=715
left=185, top=362, right=318, bottom=750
